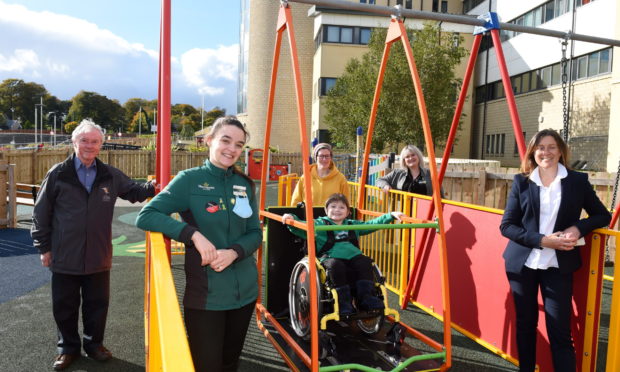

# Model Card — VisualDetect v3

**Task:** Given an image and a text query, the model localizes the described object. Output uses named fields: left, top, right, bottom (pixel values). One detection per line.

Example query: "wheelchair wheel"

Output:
left=289, top=257, right=323, bottom=338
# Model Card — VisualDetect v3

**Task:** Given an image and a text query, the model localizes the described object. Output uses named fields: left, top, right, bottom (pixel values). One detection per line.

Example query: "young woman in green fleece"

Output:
left=282, top=193, right=404, bottom=315
left=136, top=116, right=261, bottom=372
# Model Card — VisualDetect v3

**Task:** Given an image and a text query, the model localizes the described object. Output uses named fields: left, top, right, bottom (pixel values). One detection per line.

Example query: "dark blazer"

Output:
left=500, top=169, right=610, bottom=274
left=376, top=168, right=444, bottom=197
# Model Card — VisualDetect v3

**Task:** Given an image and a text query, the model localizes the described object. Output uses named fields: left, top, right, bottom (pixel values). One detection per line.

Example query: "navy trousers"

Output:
left=52, top=271, right=110, bottom=355
left=322, top=255, right=374, bottom=288
left=507, top=266, right=575, bottom=372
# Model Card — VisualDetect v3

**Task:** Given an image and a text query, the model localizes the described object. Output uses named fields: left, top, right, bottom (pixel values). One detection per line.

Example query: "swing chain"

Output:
left=604, top=159, right=620, bottom=263
left=561, top=36, right=570, bottom=143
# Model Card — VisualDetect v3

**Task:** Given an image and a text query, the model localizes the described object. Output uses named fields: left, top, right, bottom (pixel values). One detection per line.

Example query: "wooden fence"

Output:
left=2, top=149, right=618, bottom=212
left=2, top=149, right=209, bottom=184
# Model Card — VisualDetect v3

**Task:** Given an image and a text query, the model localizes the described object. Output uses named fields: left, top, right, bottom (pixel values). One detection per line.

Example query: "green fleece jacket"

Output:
left=136, top=160, right=261, bottom=311
left=286, top=213, right=395, bottom=260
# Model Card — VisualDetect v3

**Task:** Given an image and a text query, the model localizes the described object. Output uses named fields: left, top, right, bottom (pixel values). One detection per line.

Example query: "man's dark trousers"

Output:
left=52, top=271, right=110, bottom=355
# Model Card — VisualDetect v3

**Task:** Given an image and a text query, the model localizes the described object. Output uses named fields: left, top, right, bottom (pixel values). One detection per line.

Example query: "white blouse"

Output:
left=524, top=163, right=568, bottom=270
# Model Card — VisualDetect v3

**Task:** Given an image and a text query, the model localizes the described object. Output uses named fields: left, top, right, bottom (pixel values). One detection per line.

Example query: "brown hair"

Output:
left=324, top=193, right=351, bottom=211
left=207, top=116, right=255, bottom=193
left=520, top=129, right=570, bottom=175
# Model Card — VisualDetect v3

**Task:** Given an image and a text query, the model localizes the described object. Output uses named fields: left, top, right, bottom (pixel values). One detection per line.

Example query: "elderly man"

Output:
left=31, top=119, right=156, bottom=370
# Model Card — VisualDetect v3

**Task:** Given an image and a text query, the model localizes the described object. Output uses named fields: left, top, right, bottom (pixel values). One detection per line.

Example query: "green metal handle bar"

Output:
left=314, top=223, right=438, bottom=231
left=318, top=351, right=446, bottom=372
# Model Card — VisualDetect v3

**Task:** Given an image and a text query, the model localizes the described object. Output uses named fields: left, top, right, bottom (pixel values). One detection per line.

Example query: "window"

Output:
left=500, top=134, right=506, bottom=155
left=575, top=56, right=587, bottom=79
left=529, top=71, right=539, bottom=91
left=432, top=0, right=438, bottom=12
left=319, top=78, right=337, bottom=96
left=441, top=1, right=448, bottom=12
left=515, top=132, right=525, bottom=155
left=406, top=0, right=413, bottom=9
left=326, top=26, right=340, bottom=42
left=321, top=25, right=372, bottom=45
left=486, top=135, right=491, bottom=154
left=490, top=135, right=495, bottom=154
left=544, top=1, right=555, bottom=22
left=494, top=81, right=505, bottom=99
left=599, top=49, right=610, bottom=73
left=539, top=66, right=552, bottom=88
left=551, top=63, right=562, bottom=86
left=588, top=53, right=600, bottom=76
left=360, top=28, right=371, bottom=44
left=476, top=48, right=613, bottom=104
left=521, top=72, right=531, bottom=92
left=512, top=76, right=522, bottom=94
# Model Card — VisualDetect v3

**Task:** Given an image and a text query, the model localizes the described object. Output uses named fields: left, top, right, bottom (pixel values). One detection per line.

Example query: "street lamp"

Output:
left=47, top=112, right=57, bottom=146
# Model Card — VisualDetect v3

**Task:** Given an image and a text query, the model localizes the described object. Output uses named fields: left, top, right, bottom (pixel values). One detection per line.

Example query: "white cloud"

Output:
left=0, top=1, right=238, bottom=113
left=0, top=49, right=40, bottom=72
left=180, top=44, right=239, bottom=96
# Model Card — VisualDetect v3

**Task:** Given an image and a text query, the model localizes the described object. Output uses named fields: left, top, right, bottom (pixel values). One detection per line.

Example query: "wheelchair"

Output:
left=288, top=255, right=397, bottom=338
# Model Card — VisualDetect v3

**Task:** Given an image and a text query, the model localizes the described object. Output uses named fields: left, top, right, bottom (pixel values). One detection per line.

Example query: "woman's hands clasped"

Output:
left=541, top=226, right=581, bottom=251
left=191, top=231, right=239, bottom=272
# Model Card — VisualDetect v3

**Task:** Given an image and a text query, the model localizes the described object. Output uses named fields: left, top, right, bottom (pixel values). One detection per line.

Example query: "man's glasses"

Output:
left=317, top=155, right=331, bottom=159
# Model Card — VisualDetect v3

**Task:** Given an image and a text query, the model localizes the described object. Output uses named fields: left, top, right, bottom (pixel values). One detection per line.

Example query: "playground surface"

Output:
left=0, top=182, right=612, bottom=371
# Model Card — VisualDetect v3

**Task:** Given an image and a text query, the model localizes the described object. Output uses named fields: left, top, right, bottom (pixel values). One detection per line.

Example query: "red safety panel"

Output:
left=410, top=198, right=602, bottom=372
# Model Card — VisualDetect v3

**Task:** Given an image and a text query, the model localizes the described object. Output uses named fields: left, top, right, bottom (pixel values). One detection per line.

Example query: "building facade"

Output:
left=238, top=0, right=619, bottom=172
left=238, top=0, right=474, bottom=156
left=468, top=0, right=618, bottom=171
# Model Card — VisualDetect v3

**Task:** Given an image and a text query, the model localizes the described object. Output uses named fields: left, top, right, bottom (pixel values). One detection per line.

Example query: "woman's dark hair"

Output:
left=324, top=193, right=351, bottom=211
left=520, top=128, right=570, bottom=175
left=207, top=116, right=255, bottom=193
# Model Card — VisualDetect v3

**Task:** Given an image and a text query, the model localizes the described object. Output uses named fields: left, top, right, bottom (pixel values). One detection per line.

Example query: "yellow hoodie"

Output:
left=290, top=163, right=350, bottom=206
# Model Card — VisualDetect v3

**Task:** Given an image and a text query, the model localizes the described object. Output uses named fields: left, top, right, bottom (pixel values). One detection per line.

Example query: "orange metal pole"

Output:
left=402, top=34, right=482, bottom=309
left=258, top=4, right=319, bottom=371
left=356, top=27, right=396, bottom=217
left=395, top=19, right=452, bottom=370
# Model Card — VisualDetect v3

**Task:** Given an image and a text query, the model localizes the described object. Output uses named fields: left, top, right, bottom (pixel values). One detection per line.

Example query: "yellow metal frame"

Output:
left=144, top=232, right=194, bottom=371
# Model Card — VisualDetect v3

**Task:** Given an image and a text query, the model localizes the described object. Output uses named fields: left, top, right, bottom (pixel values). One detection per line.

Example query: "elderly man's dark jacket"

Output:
left=31, top=154, right=154, bottom=275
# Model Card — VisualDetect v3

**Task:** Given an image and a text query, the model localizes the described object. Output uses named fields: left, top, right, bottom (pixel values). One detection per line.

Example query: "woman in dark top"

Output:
left=499, top=129, right=610, bottom=372
left=376, top=145, right=440, bottom=196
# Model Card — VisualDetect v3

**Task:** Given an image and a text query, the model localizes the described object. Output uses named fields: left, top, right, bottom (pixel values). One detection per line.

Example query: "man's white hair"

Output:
left=72, top=119, right=105, bottom=142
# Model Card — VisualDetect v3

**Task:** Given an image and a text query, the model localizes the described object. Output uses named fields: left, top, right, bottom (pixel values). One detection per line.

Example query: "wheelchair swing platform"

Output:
left=261, top=315, right=441, bottom=371
left=264, top=207, right=442, bottom=371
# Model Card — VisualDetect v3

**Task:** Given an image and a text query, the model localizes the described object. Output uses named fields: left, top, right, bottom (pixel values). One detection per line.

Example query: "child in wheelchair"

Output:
left=282, top=193, right=404, bottom=316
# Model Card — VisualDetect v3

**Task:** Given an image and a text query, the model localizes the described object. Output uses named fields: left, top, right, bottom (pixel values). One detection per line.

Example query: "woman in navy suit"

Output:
left=500, top=129, right=610, bottom=372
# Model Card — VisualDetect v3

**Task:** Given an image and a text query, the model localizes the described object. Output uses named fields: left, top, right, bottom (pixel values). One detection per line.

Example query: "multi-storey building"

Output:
left=468, top=0, right=618, bottom=171
left=238, top=0, right=619, bottom=172
left=237, top=0, right=474, bottom=158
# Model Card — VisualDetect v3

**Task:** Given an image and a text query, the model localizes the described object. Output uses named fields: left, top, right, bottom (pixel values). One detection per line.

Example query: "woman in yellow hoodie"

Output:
left=291, top=143, right=349, bottom=206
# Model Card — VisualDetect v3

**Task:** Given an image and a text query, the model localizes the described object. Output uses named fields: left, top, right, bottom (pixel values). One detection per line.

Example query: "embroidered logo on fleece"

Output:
left=101, top=186, right=111, bottom=202
left=198, top=182, right=215, bottom=191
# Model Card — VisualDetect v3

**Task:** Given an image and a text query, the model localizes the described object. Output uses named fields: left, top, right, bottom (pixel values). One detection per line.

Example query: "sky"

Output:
left=0, top=0, right=241, bottom=114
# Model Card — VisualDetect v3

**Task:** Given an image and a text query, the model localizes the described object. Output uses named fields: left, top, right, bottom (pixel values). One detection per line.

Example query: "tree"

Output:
left=123, top=98, right=151, bottom=124
left=323, top=23, right=466, bottom=152
left=203, top=107, right=226, bottom=128
left=64, top=121, right=79, bottom=134
left=180, top=123, right=195, bottom=139
left=127, top=109, right=149, bottom=133
left=0, top=78, right=49, bottom=127
left=67, top=91, right=125, bottom=132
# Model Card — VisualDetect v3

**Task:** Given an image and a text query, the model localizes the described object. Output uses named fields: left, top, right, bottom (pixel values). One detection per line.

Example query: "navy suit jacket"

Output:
left=500, top=169, right=610, bottom=274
